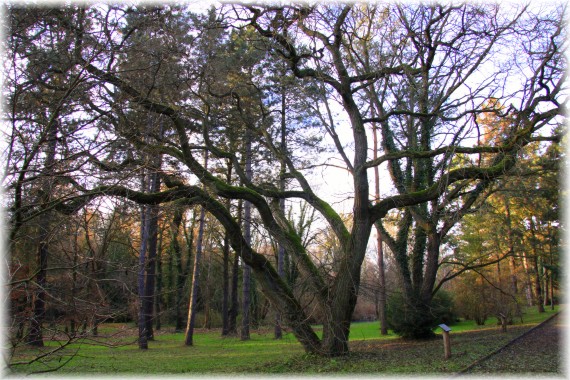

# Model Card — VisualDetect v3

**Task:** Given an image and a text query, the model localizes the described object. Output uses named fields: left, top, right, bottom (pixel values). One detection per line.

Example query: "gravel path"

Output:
left=462, top=313, right=564, bottom=375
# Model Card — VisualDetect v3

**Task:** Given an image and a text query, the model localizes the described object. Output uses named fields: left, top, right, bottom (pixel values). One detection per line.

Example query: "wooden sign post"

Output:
left=438, top=324, right=452, bottom=359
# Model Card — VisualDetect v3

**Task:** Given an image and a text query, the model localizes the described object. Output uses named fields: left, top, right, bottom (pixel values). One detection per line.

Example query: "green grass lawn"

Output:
left=6, top=305, right=559, bottom=375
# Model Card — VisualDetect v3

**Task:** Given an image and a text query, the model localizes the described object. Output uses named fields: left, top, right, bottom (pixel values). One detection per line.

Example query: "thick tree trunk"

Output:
left=421, top=233, right=441, bottom=304
left=201, top=192, right=323, bottom=354
left=321, top=281, right=355, bottom=356
left=321, top=169, right=371, bottom=355
left=321, top=227, right=370, bottom=355
left=317, top=71, right=372, bottom=354
left=411, top=224, right=427, bottom=295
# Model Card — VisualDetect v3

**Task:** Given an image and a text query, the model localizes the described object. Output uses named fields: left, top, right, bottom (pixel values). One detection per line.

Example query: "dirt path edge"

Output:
left=456, top=312, right=560, bottom=376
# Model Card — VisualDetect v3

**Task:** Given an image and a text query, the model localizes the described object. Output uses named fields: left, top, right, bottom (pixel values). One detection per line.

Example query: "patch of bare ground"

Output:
left=256, top=319, right=563, bottom=375
left=255, top=326, right=539, bottom=374
left=461, top=313, right=563, bottom=375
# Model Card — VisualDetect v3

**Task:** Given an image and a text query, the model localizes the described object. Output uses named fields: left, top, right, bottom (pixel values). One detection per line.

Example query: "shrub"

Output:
left=387, top=290, right=456, bottom=339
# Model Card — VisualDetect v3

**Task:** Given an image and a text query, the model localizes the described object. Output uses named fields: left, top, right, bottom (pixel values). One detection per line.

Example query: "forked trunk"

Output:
left=321, top=303, right=352, bottom=356
left=319, top=242, right=365, bottom=356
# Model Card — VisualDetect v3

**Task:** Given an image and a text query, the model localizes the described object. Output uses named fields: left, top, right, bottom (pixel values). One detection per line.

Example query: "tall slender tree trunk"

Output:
left=155, top=230, right=163, bottom=331
left=241, top=129, right=253, bottom=341
left=138, top=116, right=163, bottom=347
left=185, top=153, right=208, bottom=346
left=504, top=199, right=519, bottom=295
left=542, top=263, right=549, bottom=307
left=221, top=235, right=231, bottom=334
left=28, top=220, right=49, bottom=347
left=203, top=237, right=212, bottom=330
left=177, top=212, right=195, bottom=331
left=144, top=173, right=160, bottom=340
left=69, top=223, right=80, bottom=337
left=169, top=207, right=184, bottom=332
left=27, top=119, right=58, bottom=347
left=138, top=166, right=162, bottom=345
left=550, top=275, right=555, bottom=310
left=221, top=161, right=233, bottom=336
left=166, top=218, right=174, bottom=316
left=529, top=220, right=545, bottom=313
left=184, top=206, right=205, bottom=346
left=228, top=235, right=240, bottom=335
left=521, top=251, right=534, bottom=306
left=275, top=84, right=287, bottom=340
left=241, top=220, right=252, bottom=340
left=138, top=175, right=150, bottom=350
left=533, top=256, right=545, bottom=313
left=372, top=120, right=387, bottom=335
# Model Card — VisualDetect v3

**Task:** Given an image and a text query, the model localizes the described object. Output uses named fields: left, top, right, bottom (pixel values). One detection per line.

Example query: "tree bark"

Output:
left=27, top=119, right=58, bottom=347
left=221, top=161, right=233, bottom=336
left=155, top=229, right=163, bottom=331
left=143, top=175, right=160, bottom=340
left=27, top=220, right=49, bottom=347
left=532, top=255, right=545, bottom=313
left=529, top=219, right=545, bottom=313
left=227, top=234, right=240, bottom=335
left=275, top=83, right=287, bottom=340
left=184, top=206, right=206, bottom=346
left=203, top=237, right=212, bottom=330
left=169, top=206, right=184, bottom=332
left=373, top=116, right=387, bottom=334
left=138, top=178, right=149, bottom=349
left=185, top=153, right=209, bottom=346
left=241, top=128, right=253, bottom=341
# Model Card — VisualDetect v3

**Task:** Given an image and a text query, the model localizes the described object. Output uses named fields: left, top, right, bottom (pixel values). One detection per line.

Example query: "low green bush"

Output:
left=386, top=290, right=456, bottom=339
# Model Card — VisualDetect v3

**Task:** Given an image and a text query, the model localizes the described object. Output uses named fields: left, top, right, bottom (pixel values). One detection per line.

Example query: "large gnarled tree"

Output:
left=6, top=3, right=565, bottom=356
